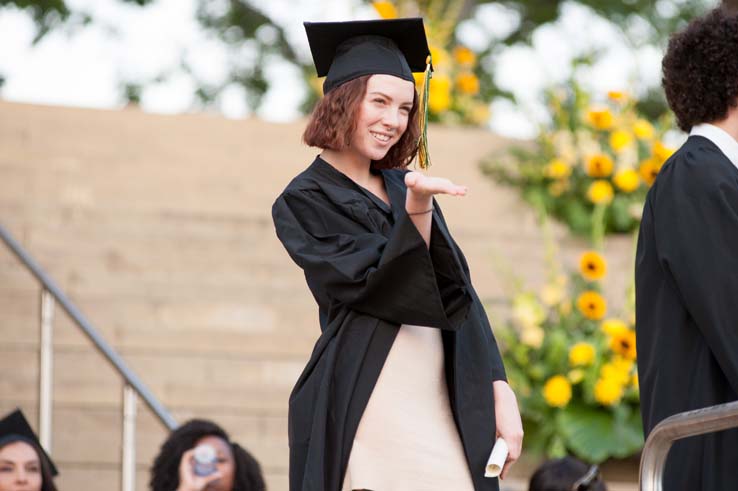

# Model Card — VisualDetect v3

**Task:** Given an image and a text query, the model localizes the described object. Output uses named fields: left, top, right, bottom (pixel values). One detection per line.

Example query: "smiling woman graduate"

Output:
left=271, top=18, right=523, bottom=491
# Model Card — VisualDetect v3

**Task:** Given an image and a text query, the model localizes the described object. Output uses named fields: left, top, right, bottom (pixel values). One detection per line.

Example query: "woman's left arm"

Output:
left=493, top=380, right=523, bottom=480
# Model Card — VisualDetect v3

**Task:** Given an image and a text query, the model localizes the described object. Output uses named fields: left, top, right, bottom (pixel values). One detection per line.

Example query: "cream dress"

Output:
left=341, top=324, right=475, bottom=491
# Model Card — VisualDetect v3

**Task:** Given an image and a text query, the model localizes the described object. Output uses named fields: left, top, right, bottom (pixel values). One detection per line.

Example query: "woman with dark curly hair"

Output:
left=149, top=419, right=265, bottom=491
left=528, top=457, right=606, bottom=491
left=635, top=5, right=738, bottom=491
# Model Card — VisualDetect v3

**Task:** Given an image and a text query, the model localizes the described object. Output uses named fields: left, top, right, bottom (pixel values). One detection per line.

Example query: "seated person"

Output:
left=0, top=408, right=58, bottom=491
left=529, top=456, right=606, bottom=491
left=149, top=418, right=265, bottom=491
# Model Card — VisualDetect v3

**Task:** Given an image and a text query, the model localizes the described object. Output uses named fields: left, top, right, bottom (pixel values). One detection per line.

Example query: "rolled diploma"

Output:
left=484, top=438, right=508, bottom=478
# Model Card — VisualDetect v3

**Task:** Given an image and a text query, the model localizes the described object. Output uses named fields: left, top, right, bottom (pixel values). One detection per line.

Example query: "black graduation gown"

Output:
left=272, top=157, right=507, bottom=491
left=635, top=135, right=738, bottom=491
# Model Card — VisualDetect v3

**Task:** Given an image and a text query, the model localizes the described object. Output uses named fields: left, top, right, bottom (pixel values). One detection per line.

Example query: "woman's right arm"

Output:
left=404, top=171, right=467, bottom=248
left=272, top=188, right=471, bottom=330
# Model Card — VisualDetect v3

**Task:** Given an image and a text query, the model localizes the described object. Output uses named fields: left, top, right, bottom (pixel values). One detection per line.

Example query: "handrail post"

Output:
left=639, top=400, right=738, bottom=490
left=1, top=223, right=178, bottom=431
left=39, top=289, right=54, bottom=452
left=122, top=384, right=137, bottom=491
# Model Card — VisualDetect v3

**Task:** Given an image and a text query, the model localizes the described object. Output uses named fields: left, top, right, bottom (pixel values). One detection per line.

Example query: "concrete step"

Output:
left=0, top=344, right=303, bottom=411
left=0, top=100, right=639, bottom=490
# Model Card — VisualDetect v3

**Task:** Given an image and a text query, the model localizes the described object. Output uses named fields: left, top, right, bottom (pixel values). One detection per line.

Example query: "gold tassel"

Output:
left=417, top=54, right=432, bottom=169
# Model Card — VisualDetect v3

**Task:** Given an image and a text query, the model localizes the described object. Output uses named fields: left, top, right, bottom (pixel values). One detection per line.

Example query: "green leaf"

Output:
left=608, top=195, right=634, bottom=233
left=557, top=403, right=643, bottom=463
left=547, top=433, right=568, bottom=458
left=520, top=417, right=549, bottom=456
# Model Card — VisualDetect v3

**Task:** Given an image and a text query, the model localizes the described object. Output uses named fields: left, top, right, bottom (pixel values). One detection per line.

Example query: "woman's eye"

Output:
left=27, top=465, right=40, bottom=473
left=373, top=98, right=386, bottom=104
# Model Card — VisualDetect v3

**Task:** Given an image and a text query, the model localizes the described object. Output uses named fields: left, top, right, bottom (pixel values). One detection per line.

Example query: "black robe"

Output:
left=636, top=135, right=738, bottom=491
left=272, top=156, right=506, bottom=491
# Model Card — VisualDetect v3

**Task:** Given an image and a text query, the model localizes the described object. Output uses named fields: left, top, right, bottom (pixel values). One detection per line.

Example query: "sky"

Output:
left=0, top=0, right=677, bottom=138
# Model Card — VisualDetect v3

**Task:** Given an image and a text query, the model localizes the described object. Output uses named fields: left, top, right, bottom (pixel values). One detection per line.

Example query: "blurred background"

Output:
left=0, top=1, right=725, bottom=490
left=0, top=0, right=718, bottom=137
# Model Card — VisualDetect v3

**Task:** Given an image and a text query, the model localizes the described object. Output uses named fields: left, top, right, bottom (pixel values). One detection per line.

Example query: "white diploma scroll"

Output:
left=484, top=438, right=508, bottom=478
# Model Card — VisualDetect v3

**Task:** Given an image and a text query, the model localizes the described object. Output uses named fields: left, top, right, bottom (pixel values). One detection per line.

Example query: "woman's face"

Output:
left=196, top=436, right=235, bottom=491
left=0, top=441, right=43, bottom=491
left=349, top=74, right=415, bottom=162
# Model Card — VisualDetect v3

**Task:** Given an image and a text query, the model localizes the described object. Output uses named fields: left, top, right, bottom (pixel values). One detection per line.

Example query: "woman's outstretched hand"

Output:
left=493, top=380, right=524, bottom=480
left=404, top=171, right=467, bottom=200
left=403, top=171, right=467, bottom=247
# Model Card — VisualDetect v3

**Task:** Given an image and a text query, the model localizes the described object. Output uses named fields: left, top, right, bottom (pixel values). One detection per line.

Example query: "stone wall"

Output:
left=0, top=101, right=635, bottom=490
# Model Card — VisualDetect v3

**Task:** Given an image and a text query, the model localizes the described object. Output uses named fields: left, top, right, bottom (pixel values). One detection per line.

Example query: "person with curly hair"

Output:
left=149, top=419, right=265, bottom=491
left=528, top=457, right=606, bottom=491
left=636, top=5, right=738, bottom=490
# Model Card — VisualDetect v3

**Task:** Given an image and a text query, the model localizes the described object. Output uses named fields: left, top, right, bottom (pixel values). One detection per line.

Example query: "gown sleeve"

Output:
left=432, top=204, right=507, bottom=381
left=272, top=188, right=472, bottom=330
left=655, top=158, right=738, bottom=394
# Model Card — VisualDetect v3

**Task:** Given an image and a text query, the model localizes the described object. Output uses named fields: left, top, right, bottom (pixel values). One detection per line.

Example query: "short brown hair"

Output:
left=662, top=7, right=738, bottom=132
left=302, top=75, right=420, bottom=169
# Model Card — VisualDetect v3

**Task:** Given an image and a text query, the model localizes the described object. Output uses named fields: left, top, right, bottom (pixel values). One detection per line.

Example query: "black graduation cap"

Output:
left=304, top=18, right=431, bottom=94
left=0, top=409, right=59, bottom=476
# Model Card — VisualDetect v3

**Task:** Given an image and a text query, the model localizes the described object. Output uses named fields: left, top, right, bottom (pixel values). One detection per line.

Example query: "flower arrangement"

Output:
left=496, top=245, right=643, bottom=463
left=372, top=1, right=493, bottom=126
left=482, top=82, right=676, bottom=236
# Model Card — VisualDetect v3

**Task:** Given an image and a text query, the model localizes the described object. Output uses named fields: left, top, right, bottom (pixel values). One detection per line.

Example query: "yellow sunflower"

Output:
left=601, top=359, right=633, bottom=386
left=543, top=375, right=573, bottom=408
left=568, top=369, right=585, bottom=384
left=601, top=318, right=628, bottom=337
left=429, top=45, right=450, bottom=69
left=456, top=72, right=480, bottom=95
left=594, top=376, right=625, bottom=406
left=653, top=141, right=675, bottom=163
left=428, top=73, right=452, bottom=113
left=453, top=45, right=476, bottom=67
left=607, top=90, right=627, bottom=103
left=579, top=250, right=607, bottom=281
left=548, top=180, right=570, bottom=197
left=545, top=158, right=572, bottom=179
left=609, top=130, right=633, bottom=153
left=569, top=342, right=596, bottom=367
left=586, top=108, right=614, bottom=130
left=372, top=1, right=398, bottom=19
left=639, top=158, right=661, bottom=186
left=587, top=180, right=614, bottom=205
left=633, top=119, right=655, bottom=140
left=586, top=154, right=614, bottom=177
left=613, top=169, right=641, bottom=193
left=577, top=291, right=607, bottom=320
left=610, top=328, right=637, bottom=360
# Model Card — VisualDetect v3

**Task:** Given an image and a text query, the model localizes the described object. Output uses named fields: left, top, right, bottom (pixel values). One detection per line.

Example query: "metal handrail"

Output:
left=639, top=400, right=738, bottom=491
left=0, top=223, right=177, bottom=490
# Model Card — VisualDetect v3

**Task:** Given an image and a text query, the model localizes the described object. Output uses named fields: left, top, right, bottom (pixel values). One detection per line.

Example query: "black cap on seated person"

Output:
left=0, top=408, right=59, bottom=476
left=303, top=18, right=431, bottom=94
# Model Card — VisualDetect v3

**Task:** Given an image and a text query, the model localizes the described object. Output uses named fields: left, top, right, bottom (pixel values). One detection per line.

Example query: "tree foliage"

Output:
left=0, top=0, right=720, bottom=113
left=479, top=0, right=713, bottom=46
